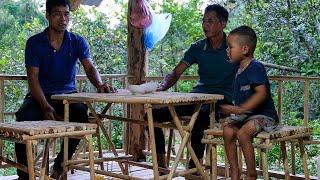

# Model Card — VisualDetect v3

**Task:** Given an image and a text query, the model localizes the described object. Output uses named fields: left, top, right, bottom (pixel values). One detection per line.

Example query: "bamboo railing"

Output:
left=0, top=74, right=319, bottom=178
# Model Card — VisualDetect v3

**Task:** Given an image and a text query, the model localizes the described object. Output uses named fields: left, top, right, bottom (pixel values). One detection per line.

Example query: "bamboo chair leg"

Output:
left=87, top=135, right=95, bottom=180
left=172, top=131, right=176, bottom=156
left=166, top=128, right=174, bottom=167
left=52, top=139, right=57, bottom=158
left=224, top=146, right=230, bottom=178
left=211, top=144, right=217, bottom=180
left=298, top=139, right=310, bottom=180
left=261, top=140, right=269, bottom=180
left=237, top=146, right=242, bottom=176
left=26, top=140, right=35, bottom=180
left=40, top=139, right=50, bottom=180
left=280, top=141, right=290, bottom=180
left=291, top=142, right=296, bottom=175
left=62, top=137, right=69, bottom=180
left=96, top=128, right=105, bottom=170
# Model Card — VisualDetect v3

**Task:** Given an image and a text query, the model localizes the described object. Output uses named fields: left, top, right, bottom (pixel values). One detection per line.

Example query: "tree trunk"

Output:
left=126, top=0, right=148, bottom=161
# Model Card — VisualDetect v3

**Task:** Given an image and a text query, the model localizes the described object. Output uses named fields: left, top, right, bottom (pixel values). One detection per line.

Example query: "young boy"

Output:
left=221, top=26, right=279, bottom=180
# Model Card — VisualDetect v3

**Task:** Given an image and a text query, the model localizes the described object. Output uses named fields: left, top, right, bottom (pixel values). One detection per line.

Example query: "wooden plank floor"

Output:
left=0, top=158, right=193, bottom=180
left=0, top=161, right=188, bottom=180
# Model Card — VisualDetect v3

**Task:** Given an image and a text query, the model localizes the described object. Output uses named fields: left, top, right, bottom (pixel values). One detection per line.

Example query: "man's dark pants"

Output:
left=150, top=99, right=230, bottom=168
left=15, top=93, right=88, bottom=180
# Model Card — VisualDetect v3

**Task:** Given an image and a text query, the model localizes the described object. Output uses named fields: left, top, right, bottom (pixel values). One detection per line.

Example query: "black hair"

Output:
left=229, top=25, right=257, bottom=53
left=46, top=0, right=70, bottom=14
left=204, top=4, right=229, bottom=22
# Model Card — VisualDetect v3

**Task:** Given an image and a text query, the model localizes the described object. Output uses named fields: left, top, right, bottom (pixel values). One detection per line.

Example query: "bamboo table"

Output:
left=52, top=91, right=224, bottom=180
left=0, top=120, right=97, bottom=180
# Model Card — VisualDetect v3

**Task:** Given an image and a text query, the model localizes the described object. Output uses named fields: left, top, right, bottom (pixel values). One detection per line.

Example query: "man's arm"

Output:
left=81, top=59, right=116, bottom=93
left=158, top=61, right=188, bottom=91
left=27, top=67, right=57, bottom=120
left=221, top=85, right=268, bottom=115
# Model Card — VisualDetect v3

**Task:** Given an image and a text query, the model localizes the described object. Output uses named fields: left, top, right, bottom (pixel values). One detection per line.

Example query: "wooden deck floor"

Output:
left=0, top=161, right=189, bottom=180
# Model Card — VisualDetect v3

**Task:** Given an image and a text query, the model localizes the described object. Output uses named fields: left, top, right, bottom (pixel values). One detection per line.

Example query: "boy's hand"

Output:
left=220, top=104, right=246, bottom=115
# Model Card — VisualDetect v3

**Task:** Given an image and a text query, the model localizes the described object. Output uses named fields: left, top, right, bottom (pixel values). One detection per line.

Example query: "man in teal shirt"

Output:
left=153, top=4, right=238, bottom=171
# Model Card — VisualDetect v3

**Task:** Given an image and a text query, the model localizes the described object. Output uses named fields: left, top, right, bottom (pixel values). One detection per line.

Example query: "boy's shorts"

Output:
left=224, top=114, right=279, bottom=134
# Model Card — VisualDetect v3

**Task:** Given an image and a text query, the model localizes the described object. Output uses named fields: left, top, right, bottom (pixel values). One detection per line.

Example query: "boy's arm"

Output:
left=221, top=84, right=268, bottom=115
left=239, top=84, right=268, bottom=112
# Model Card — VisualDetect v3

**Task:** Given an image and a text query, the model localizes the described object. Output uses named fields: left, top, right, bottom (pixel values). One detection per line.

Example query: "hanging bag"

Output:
left=130, top=0, right=152, bottom=28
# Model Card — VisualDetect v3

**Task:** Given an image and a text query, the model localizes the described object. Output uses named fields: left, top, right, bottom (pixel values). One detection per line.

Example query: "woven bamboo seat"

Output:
left=202, top=125, right=312, bottom=179
left=0, top=120, right=97, bottom=140
left=0, top=120, right=97, bottom=180
left=203, top=125, right=312, bottom=141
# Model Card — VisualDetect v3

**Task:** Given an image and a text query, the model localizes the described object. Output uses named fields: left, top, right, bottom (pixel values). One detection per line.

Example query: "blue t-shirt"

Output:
left=181, top=36, right=238, bottom=102
left=25, top=28, right=91, bottom=94
left=233, top=60, right=278, bottom=122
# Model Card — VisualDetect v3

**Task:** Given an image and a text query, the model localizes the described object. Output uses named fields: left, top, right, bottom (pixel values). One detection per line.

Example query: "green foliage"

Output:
left=0, top=0, right=319, bottom=177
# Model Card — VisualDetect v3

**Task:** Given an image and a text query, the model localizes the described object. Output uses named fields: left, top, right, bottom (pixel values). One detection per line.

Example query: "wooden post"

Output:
left=127, top=0, right=147, bottom=161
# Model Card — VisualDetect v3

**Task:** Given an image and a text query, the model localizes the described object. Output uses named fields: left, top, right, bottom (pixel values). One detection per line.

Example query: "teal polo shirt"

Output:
left=181, top=35, right=238, bottom=102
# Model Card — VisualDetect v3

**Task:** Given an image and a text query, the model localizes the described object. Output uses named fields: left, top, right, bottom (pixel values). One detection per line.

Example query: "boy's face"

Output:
left=226, top=34, right=249, bottom=62
left=202, top=11, right=226, bottom=38
left=46, top=5, right=70, bottom=33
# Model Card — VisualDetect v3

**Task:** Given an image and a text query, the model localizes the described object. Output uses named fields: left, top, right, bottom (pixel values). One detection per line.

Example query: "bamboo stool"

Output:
left=202, top=125, right=312, bottom=180
left=0, top=120, right=97, bottom=180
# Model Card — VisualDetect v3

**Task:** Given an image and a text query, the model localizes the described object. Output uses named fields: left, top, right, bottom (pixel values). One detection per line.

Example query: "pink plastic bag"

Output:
left=130, top=0, right=152, bottom=28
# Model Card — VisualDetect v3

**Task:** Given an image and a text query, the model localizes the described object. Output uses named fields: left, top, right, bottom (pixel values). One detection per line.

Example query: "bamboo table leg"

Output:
left=146, top=104, right=160, bottom=179
left=26, top=140, right=35, bottom=180
left=168, top=104, right=209, bottom=180
left=63, top=102, right=69, bottom=180
left=87, top=102, right=126, bottom=174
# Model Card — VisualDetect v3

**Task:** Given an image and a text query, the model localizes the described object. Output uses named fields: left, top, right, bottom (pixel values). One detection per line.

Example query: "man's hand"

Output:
left=42, top=105, right=62, bottom=120
left=97, top=83, right=117, bottom=93
left=220, top=104, right=246, bottom=115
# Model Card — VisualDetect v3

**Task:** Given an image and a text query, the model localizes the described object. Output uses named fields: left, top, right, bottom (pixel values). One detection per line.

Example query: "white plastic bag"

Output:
left=143, top=12, right=172, bottom=51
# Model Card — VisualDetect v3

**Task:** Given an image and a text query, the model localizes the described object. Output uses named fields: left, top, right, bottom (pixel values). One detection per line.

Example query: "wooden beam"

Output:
left=127, top=0, right=147, bottom=161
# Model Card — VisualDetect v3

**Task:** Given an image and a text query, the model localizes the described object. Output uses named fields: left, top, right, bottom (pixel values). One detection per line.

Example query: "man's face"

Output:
left=46, top=5, right=70, bottom=32
left=202, top=11, right=226, bottom=38
left=226, top=34, right=244, bottom=62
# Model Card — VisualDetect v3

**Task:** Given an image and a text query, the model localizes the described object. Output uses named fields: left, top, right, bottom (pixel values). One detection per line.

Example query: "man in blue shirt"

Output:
left=15, top=0, right=115, bottom=179
left=152, top=4, right=238, bottom=172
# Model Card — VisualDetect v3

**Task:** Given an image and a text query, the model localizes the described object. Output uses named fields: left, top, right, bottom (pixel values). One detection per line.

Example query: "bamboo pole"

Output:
left=62, top=102, right=69, bottom=180
left=291, top=142, right=296, bottom=175
left=303, top=80, right=310, bottom=126
left=40, top=139, right=50, bottom=180
left=26, top=140, right=35, bottom=180
left=166, top=129, right=173, bottom=167
left=146, top=104, right=160, bottom=179
left=87, top=102, right=126, bottom=173
left=86, top=134, right=95, bottom=180
left=298, top=139, right=310, bottom=180
left=277, top=80, right=283, bottom=124
left=168, top=104, right=209, bottom=180
left=96, top=128, right=104, bottom=170
left=280, top=142, right=290, bottom=180
left=261, top=139, right=269, bottom=180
